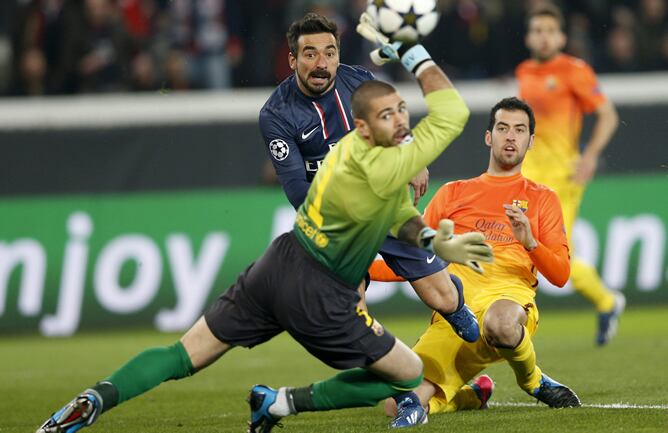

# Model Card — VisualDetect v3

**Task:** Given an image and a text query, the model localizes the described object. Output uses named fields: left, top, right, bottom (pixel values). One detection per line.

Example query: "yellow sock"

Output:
left=427, top=395, right=458, bottom=414
left=571, top=258, right=615, bottom=312
left=496, top=327, right=542, bottom=393
left=451, top=385, right=483, bottom=411
left=427, top=385, right=479, bottom=414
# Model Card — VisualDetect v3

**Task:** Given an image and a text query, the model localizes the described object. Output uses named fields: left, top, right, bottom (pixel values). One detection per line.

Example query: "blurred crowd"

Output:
left=0, top=0, right=667, bottom=96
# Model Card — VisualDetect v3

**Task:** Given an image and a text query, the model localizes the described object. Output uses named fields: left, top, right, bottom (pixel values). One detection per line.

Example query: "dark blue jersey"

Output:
left=259, top=64, right=375, bottom=208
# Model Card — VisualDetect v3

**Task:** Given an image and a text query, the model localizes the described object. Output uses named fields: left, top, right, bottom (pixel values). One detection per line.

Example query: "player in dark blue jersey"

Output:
left=259, top=13, right=478, bottom=343
left=260, top=62, right=372, bottom=204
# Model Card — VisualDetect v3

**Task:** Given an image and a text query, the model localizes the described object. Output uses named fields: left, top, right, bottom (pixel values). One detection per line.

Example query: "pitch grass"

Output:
left=3, top=307, right=667, bottom=433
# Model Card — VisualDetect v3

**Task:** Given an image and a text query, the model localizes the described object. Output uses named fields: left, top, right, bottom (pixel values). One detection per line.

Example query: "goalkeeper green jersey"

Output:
left=294, top=88, right=469, bottom=286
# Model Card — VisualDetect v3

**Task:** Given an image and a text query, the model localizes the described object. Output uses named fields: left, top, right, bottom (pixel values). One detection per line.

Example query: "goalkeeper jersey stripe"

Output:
left=294, top=89, right=469, bottom=287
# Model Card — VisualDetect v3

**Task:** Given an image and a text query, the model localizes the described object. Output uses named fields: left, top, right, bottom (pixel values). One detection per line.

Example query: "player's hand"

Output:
left=356, top=12, right=402, bottom=65
left=409, top=168, right=429, bottom=205
left=432, top=219, right=493, bottom=274
left=356, top=12, right=432, bottom=74
left=572, top=152, right=598, bottom=184
left=503, top=204, right=537, bottom=251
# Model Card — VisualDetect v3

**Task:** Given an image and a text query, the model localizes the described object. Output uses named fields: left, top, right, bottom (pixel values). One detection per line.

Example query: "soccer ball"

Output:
left=366, top=0, right=439, bottom=43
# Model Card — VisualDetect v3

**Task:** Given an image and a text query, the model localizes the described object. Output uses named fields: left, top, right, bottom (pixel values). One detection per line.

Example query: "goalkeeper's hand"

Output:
left=356, top=12, right=402, bottom=65
left=432, top=219, right=494, bottom=274
left=356, top=12, right=434, bottom=74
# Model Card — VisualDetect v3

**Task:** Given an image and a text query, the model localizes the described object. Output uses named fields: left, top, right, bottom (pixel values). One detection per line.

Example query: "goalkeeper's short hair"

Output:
left=351, top=80, right=397, bottom=121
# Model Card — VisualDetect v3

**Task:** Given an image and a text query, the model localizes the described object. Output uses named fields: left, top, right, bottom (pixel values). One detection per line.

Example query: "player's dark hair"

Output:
left=286, top=13, right=340, bottom=56
left=488, top=97, right=536, bottom=135
left=351, top=80, right=397, bottom=121
left=527, top=2, right=565, bottom=31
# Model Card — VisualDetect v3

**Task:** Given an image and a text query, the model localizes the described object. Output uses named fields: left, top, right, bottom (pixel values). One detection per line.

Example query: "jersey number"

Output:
left=307, top=143, right=348, bottom=227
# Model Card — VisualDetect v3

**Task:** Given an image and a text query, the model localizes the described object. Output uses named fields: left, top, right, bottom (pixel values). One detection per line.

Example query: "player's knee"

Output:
left=397, top=347, right=424, bottom=382
left=378, top=338, right=423, bottom=383
left=483, top=317, right=521, bottom=348
left=400, top=350, right=424, bottom=383
left=390, top=370, right=424, bottom=392
left=483, top=300, right=526, bottom=347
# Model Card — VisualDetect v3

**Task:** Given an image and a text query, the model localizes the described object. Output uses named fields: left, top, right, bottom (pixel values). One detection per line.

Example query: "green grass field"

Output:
left=3, top=306, right=667, bottom=433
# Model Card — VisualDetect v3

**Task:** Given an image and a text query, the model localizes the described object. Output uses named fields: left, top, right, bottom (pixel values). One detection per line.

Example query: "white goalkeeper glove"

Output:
left=356, top=12, right=400, bottom=65
left=356, top=12, right=434, bottom=74
left=421, top=219, right=494, bottom=274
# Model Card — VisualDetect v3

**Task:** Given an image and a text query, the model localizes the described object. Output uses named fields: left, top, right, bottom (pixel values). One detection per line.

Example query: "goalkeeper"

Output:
left=372, top=97, right=581, bottom=428
left=37, top=24, right=493, bottom=433
left=260, top=12, right=482, bottom=346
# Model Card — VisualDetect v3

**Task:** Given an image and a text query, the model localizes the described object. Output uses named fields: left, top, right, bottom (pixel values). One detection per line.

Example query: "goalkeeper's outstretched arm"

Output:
left=415, top=62, right=453, bottom=96
left=356, top=11, right=452, bottom=95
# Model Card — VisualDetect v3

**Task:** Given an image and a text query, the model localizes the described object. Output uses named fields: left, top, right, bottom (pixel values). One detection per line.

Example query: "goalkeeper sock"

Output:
left=90, top=381, right=118, bottom=414
left=288, top=368, right=423, bottom=412
left=268, top=387, right=297, bottom=417
left=97, top=341, right=194, bottom=411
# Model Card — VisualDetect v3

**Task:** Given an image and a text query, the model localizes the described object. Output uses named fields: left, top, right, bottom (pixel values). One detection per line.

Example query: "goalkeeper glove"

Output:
left=421, top=219, right=494, bottom=274
left=356, top=12, right=400, bottom=65
left=356, top=12, right=433, bottom=75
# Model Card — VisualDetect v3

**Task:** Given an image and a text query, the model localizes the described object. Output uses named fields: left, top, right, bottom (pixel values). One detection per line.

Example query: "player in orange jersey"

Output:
left=516, top=3, right=624, bottom=346
left=378, top=97, right=580, bottom=428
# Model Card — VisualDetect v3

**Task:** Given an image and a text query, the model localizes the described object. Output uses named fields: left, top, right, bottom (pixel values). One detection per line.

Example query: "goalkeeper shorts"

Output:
left=204, top=232, right=396, bottom=369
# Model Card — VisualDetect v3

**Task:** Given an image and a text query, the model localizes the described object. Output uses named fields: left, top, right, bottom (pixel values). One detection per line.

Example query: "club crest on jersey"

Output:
left=269, top=139, right=289, bottom=161
left=512, top=199, right=529, bottom=212
left=356, top=307, right=385, bottom=336
left=545, top=75, right=558, bottom=90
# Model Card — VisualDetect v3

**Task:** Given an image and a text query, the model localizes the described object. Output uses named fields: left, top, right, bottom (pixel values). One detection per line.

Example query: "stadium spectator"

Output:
left=0, top=0, right=17, bottom=94
left=17, top=46, right=47, bottom=95
left=2, top=0, right=668, bottom=95
left=483, top=0, right=527, bottom=78
left=234, top=0, right=288, bottom=86
left=119, top=0, right=170, bottom=91
left=566, top=11, right=595, bottom=64
left=602, top=25, right=640, bottom=72
left=636, top=0, right=668, bottom=70
left=58, top=0, right=132, bottom=93
left=425, top=0, right=491, bottom=79
left=10, top=0, right=68, bottom=95
left=661, top=29, right=668, bottom=68
left=167, top=0, right=243, bottom=89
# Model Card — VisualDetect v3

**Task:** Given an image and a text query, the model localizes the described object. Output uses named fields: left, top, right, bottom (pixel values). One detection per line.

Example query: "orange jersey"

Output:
left=423, top=172, right=570, bottom=294
left=516, top=54, right=607, bottom=181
